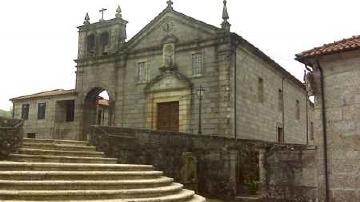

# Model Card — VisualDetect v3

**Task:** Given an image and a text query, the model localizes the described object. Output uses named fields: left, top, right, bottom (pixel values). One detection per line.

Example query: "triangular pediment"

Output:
left=145, top=70, right=193, bottom=93
left=127, top=8, right=220, bottom=50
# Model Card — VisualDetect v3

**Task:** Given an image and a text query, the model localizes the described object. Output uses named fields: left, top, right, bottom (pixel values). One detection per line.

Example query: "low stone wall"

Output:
left=89, top=126, right=317, bottom=201
left=261, top=145, right=318, bottom=201
left=0, top=117, right=23, bottom=159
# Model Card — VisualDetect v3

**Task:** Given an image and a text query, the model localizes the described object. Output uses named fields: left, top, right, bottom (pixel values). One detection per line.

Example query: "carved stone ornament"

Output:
left=305, top=70, right=321, bottom=96
left=163, top=43, right=175, bottom=67
left=162, top=21, right=175, bottom=33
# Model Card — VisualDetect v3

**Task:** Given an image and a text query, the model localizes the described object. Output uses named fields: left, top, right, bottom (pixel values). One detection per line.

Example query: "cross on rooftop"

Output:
left=167, top=0, right=173, bottom=8
left=99, top=8, right=107, bottom=21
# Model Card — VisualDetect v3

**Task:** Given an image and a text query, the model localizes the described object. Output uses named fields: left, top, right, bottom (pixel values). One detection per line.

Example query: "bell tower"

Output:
left=77, top=5, right=128, bottom=59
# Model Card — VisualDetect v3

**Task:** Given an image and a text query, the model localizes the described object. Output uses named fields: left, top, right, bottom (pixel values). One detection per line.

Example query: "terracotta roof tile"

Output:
left=296, top=35, right=360, bottom=60
left=11, top=89, right=76, bottom=101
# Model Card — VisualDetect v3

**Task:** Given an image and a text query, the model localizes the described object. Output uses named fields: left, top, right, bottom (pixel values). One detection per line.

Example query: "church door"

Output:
left=157, top=101, right=179, bottom=132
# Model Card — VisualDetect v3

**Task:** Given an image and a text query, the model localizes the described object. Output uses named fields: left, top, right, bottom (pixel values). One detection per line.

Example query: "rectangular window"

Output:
left=258, top=77, right=264, bottom=103
left=192, top=53, right=203, bottom=76
left=277, top=127, right=284, bottom=143
left=278, top=89, right=283, bottom=111
left=37, top=103, right=46, bottom=120
left=137, top=62, right=147, bottom=82
left=21, top=104, right=30, bottom=120
left=310, top=122, right=314, bottom=140
left=65, top=100, right=75, bottom=122
left=296, top=100, right=300, bottom=120
left=27, top=133, right=36, bottom=139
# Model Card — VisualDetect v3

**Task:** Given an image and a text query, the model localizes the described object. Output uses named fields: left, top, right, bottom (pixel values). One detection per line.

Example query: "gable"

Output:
left=127, top=9, right=220, bottom=51
left=145, top=71, right=193, bottom=93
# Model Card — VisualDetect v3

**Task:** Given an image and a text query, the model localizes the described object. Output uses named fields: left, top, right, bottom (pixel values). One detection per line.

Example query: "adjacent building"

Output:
left=11, top=1, right=312, bottom=145
left=297, top=35, right=360, bottom=201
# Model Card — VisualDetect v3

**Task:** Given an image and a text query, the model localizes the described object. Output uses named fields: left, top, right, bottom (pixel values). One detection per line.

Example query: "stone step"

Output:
left=21, top=142, right=97, bottom=152
left=0, top=161, right=154, bottom=172
left=0, top=177, right=174, bottom=190
left=236, top=195, right=263, bottom=202
left=18, top=148, right=104, bottom=158
left=0, top=183, right=183, bottom=200
left=9, top=154, right=117, bottom=164
left=23, top=138, right=88, bottom=146
left=2, top=138, right=206, bottom=202
left=0, top=190, right=205, bottom=202
left=0, top=171, right=163, bottom=181
left=187, top=194, right=207, bottom=202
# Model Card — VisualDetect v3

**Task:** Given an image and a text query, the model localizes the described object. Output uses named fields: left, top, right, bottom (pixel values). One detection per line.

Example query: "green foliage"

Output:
left=244, top=180, right=260, bottom=195
left=0, top=109, right=11, bottom=118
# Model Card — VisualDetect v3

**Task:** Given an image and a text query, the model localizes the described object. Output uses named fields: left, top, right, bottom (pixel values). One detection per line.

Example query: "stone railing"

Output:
left=0, top=117, right=24, bottom=160
left=89, top=126, right=318, bottom=201
left=89, top=126, right=137, bottom=158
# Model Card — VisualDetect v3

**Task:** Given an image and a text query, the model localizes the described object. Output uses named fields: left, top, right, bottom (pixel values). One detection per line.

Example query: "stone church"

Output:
left=11, top=0, right=313, bottom=144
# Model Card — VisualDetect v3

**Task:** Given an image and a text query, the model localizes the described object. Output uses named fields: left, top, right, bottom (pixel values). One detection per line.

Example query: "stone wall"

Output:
left=261, top=145, right=318, bottom=201
left=311, top=50, right=360, bottom=201
left=235, top=40, right=310, bottom=144
left=89, top=126, right=317, bottom=201
left=0, top=117, right=23, bottom=159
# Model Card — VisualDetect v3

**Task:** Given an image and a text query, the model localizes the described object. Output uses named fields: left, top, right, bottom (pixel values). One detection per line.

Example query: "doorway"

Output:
left=83, top=88, right=112, bottom=140
left=156, top=101, right=179, bottom=132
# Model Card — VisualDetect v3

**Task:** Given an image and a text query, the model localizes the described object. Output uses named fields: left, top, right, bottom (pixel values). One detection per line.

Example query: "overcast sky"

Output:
left=1, top=0, right=359, bottom=110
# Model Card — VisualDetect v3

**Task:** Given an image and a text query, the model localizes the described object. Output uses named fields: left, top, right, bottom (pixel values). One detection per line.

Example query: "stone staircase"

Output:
left=0, top=138, right=206, bottom=201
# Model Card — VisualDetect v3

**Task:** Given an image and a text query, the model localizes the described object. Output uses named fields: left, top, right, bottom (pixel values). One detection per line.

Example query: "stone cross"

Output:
left=99, top=8, right=107, bottom=21
left=167, top=0, right=173, bottom=8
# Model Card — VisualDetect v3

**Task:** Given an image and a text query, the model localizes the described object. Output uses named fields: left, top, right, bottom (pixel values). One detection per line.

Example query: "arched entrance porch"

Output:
left=81, top=87, right=114, bottom=140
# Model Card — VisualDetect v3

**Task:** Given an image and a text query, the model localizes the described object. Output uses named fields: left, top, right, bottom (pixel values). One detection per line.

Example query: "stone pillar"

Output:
left=216, top=39, right=234, bottom=137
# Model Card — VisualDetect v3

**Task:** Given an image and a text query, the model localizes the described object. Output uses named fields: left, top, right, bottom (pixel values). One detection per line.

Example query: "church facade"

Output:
left=12, top=1, right=313, bottom=144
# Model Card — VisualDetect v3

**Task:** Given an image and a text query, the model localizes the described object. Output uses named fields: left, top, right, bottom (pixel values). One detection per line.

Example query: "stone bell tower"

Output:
left=77, top=5, right=128, bottom=59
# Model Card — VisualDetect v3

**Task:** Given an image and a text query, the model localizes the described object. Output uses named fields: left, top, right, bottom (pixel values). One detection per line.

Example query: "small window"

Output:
left=27, top=133, right=36, bottom=139
left=65, top=100, right=75, bottom=122
left=137, top=61, right=148, bottom=83
left=37, top=103, right=46, bottom=120
left=310, top=122, right=314, bottom=141
left=296, top=100, right=300, bottom=120
left=192, top=53, right=203, bottom=76
left=21, top=104, right=30, bottom=120
left=258, top=77, right=264, bottom=103
left=277, top=127, right=284, bottom=143
left=278, top=89, right=283, bottom=112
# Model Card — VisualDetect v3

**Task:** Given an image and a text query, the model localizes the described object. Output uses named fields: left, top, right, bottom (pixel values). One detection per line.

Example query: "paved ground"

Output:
left=207, top=199, right=226, bottom=202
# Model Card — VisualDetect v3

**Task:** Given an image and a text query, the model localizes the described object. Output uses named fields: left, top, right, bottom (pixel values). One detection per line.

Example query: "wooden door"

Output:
left=157, top=101, right=179, bottom=132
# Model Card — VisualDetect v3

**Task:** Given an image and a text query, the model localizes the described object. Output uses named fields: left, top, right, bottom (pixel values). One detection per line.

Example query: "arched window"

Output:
left=86, top=34, right=96, bottom=55
left=100, top=31, right=110, bottom=55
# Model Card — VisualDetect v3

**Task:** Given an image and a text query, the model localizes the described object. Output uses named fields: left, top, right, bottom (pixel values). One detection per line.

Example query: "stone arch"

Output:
left=82, top=87, right=115, bottom=140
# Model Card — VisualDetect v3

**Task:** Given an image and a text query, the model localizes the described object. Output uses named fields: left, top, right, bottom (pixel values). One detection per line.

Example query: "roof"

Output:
left=296, top=35, right=360, bottom=61
left=231, top=33, right=306, bottom=91
left=11, top=89, right=76, bottom=101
